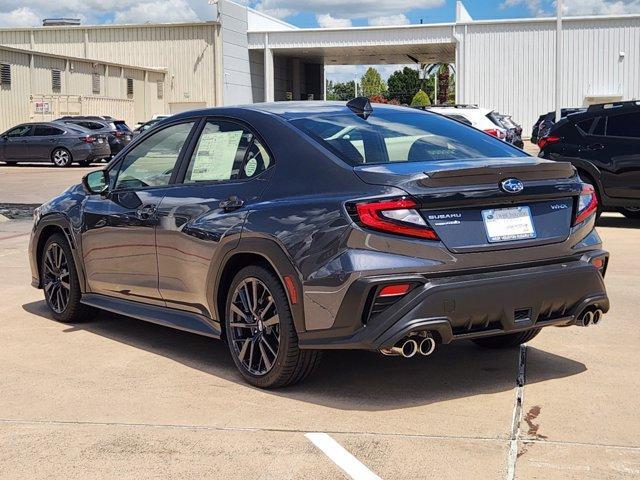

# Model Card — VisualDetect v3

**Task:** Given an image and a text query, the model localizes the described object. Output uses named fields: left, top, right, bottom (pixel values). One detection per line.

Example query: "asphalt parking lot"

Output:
left=1, top=162, right=639, bottom=479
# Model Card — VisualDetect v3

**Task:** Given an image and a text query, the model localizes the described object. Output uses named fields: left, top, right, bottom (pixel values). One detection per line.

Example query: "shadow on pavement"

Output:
left=23, top=300, right=586, bottom=411
left=597, top=215, right=640, bottom=229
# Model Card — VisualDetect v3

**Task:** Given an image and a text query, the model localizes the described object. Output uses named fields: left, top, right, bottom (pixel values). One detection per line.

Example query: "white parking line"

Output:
left=305, top=432, right=382, bottom=480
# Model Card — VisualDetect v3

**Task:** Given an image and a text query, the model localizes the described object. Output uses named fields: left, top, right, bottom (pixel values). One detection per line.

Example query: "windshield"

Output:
left=291, top=111, right=527, bottom=166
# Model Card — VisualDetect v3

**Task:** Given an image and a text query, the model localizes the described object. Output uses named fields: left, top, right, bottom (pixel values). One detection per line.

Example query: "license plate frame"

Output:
left=482, top=206, right=536, bottom=243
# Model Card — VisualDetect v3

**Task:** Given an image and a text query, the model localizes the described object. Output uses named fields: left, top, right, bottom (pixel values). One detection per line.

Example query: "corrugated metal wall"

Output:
left=0, top=22, right=219, bottom=111
left=457, top=17, right=640, bottom=136
left=0, top=46, right=166, bottom=133
left=0, top=49, right=31, bottom=133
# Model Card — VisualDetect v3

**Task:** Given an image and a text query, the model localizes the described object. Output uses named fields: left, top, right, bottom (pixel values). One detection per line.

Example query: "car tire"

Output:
left=620, top=208, right=640, bottom=220
left=472, top=328, right=541, bottom=349
left=224, top=265, right=321, bottom=388
left=41, top=233, right=93, bottom=323
left=51, top=148, right=73, bottom=167
left=79, top=159, right=93, bottom=167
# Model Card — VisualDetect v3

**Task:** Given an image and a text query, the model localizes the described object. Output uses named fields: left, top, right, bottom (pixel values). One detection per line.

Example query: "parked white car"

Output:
left=426, top=105, right=507, bottom=140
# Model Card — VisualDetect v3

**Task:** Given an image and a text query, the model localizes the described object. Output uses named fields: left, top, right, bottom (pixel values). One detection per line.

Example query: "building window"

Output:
left=157, top=80, right=164, bottom=100
left=92, top=73, right=100, bottom=94
left=126, top=78, right=134, bottom=96
left=51, top=69, right=62, bottom=92
left=0, top=64, right=11, bottom=87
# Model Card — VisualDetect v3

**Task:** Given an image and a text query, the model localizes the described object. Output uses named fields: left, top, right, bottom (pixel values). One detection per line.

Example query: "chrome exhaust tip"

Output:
left=419, top=336, right=436, bottom=356
left=380, top=338, right=419, bottom=358
left=400, top=339, right=418, bottom=358
left=579, top=310, right=594, bottom=327
left=592, top=309, right=603, bottom=325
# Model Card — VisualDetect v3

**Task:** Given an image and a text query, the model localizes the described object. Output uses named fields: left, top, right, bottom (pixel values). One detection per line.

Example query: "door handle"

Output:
left=219, top=196, right=244, bottom=212
left=136, top=204, right=157, bottom=220
left=587, top=143, right=605, bottom=151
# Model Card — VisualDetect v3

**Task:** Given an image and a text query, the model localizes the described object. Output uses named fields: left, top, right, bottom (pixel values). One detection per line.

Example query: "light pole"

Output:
left=555, top=0, right=563, bottom=122
left=354, top=72, right=358, bottom=98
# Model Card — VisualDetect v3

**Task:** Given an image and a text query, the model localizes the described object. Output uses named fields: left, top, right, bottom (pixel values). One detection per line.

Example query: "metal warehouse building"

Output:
left=1, top=0, right=639, bottom=135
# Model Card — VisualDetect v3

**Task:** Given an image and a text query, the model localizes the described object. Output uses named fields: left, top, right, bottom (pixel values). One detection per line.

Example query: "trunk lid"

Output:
left=354, top=158, right=580, bottom=253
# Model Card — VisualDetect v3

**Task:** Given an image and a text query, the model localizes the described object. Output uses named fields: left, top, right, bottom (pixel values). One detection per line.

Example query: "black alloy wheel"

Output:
left=40, top=233, right=93, bottom=323
left=229, top=276, right=281, bottom=376
left=225, top=265, right=321, bottom=388
left=43, top=242, right=70, bottom=314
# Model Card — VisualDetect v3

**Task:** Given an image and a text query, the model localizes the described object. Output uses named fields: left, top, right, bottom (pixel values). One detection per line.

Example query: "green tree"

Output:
left=386, top=67, right=421, bottom=105
left=423, top=63, right=455, bottom=105
left=326, top=80, right=358, bottom=101
left=361, top=67, right=386, bottom=98
left=410, top=89, right=431, bottom=107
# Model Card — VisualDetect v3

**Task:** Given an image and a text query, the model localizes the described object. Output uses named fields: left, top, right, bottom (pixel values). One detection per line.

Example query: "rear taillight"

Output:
left=573, top=184, right=598, bottom=225
left=80, top=135, right=95, bottom=143
left=538, top=135, right=560, bottom=149
left=353, top=198, right=439, bottom=240
left=484, top=128, right=502, bottom=138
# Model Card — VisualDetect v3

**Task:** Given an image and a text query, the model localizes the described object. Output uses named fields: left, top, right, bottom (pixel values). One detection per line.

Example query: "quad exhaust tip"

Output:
left=577, top=308, right=604, bottom=327
left=380, top=333, right=436, bottom=358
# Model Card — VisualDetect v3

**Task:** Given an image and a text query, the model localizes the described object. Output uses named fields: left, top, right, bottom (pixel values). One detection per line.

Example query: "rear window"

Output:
left=291, top=111, right=526, bottom=165
left=114, top=121, right=131, bottom=132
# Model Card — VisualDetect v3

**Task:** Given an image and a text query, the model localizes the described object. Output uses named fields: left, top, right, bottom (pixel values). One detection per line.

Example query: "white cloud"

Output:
left=254, top=0, right=444, bottom=20
left=114, top=0, right=198, bottom=23
left=368, top=14, right=410, bottom=26
left=316, top=13, right=352, bottom=28
left=0, top=7, right=41, bottom=27
left=501, top=0, right=640, bottom=16
left=500, top=0, right=546, bottom=16
left=561, top=0, right=640, bottom=15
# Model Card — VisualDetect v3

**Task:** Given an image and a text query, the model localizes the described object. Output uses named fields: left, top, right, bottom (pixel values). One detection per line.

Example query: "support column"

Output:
left=264, top=33, right=274, bottom=102
left=292, top=58, right=301, bottom=101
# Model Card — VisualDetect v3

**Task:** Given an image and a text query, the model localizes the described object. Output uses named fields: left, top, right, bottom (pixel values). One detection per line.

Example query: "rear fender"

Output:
left=211, top=236, right=306, bottom=334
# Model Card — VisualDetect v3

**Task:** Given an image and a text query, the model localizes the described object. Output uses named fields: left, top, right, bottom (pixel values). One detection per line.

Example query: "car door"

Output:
left=31, top=124, right=64, bottom=160
left=1, top=125, right=33, bottom=160
left=597, top=111, right=640, bottom=199
left=154, top=118, right=274, bottom=317
left=81, top=120, right=198, bottom=305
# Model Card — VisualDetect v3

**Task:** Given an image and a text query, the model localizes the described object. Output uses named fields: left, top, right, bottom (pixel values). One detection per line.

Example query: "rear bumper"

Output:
left=298, top=251, right=609, bottom=350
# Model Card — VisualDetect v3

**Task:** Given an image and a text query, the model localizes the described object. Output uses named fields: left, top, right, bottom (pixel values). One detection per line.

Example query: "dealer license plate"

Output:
left=97, top=138, right=104, bottom=143
left=482, top=206, right=536, bottom=243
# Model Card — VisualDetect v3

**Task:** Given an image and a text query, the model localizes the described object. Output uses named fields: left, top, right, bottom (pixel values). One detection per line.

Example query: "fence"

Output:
left=28, top=95, right=135, bottom=126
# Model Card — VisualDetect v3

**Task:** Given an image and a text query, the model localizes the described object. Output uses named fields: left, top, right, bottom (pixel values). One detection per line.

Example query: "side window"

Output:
left=592, top=117, right=606, bottom=136
left=5, top=125, right=31, bottom=137
left=576, top=118, right=595, bottom=135
left=34, top=125, right=63, bottom=136
left=114, top=122, right=195, bottom=190
left=184, top=120, right=272, bottom=183
left=606, top=113, right=640, bottom=139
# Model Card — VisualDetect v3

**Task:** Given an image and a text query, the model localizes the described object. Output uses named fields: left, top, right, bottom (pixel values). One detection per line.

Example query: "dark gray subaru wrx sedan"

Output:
left=28, top=99, right=609, bottom=388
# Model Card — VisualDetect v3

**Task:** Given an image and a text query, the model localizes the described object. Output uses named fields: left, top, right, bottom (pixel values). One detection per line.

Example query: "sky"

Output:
left=1, top=0, right=639, bottom=81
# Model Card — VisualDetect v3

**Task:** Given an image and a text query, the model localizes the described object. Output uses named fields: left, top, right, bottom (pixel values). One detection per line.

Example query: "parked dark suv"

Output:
left=56, top=116, right=133, bottom=158
left=29, top=100, right=609, bottom=388
left=539, top=101, right=640, bottom=219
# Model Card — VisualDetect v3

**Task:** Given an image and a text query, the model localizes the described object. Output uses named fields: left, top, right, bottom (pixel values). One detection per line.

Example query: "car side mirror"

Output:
left=82, top=170, right=109, bottom=196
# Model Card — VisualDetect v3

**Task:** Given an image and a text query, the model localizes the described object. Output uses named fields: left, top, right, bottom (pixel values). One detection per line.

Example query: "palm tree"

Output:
left=421, top=63, right=455, bottom=105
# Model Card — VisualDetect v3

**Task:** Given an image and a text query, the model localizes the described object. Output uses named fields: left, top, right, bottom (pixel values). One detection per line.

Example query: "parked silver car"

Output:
left=0, top=122, right=111, bottom=167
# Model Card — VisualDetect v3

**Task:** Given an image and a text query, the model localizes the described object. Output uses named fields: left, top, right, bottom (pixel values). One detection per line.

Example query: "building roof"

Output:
left=0, top=44, right=167, bottom=73
left=0, top=20, right=218, bottom=32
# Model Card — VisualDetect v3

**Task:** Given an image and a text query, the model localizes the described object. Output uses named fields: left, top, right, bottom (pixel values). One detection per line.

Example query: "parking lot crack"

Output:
left=506, top=344, right=527, bottom=480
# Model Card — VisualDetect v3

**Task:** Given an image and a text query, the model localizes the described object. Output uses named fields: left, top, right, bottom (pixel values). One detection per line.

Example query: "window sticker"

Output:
left=190, top=130, right=243, bottom=181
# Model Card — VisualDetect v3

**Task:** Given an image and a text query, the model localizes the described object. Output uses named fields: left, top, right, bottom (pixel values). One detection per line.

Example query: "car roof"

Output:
left=169, top=101, right=430, bottom=122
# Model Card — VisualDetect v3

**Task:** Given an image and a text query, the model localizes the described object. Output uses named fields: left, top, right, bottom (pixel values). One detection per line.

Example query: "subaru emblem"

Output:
left=500, top=178, right=524, bottom=194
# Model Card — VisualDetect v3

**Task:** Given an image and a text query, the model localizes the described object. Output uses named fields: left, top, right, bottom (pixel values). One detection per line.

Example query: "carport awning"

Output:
left=248, top=24, right=456, bottom=65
